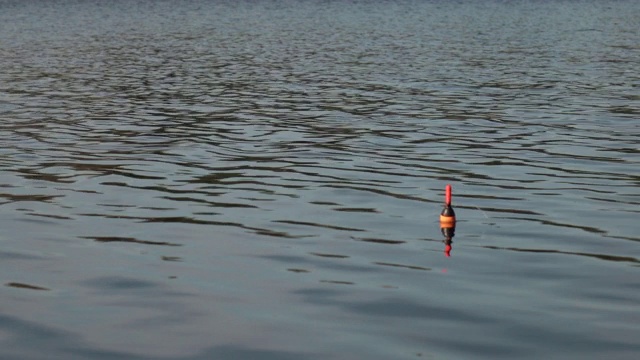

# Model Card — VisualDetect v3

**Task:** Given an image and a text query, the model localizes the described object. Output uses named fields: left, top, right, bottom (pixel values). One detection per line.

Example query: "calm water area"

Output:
left=1, top=0, right=639, bottom=359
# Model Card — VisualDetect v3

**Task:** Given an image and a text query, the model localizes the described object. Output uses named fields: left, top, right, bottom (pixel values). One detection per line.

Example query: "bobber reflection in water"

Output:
left=440, top=184, right=456, bottom=257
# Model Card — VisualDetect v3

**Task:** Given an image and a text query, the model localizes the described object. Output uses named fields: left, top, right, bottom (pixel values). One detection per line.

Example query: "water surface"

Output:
left=1, top=0, right=639, bottom=359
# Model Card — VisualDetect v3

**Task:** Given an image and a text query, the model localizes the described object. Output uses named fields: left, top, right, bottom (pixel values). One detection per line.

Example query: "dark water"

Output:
left=1, top=0, right=639, bottom=359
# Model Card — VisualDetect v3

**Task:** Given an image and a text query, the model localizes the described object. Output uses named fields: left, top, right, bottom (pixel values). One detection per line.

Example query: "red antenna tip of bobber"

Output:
left=440, top=184, right=456, bottom=224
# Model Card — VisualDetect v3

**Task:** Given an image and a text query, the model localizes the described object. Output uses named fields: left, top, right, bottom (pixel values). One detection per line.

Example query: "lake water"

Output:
left=1, top=0, right=639, bottom=359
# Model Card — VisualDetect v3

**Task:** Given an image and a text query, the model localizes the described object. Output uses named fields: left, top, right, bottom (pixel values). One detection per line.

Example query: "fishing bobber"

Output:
left=439, top=184, right=456, bottom=225
left=439, top=184, right=456, bottom=257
